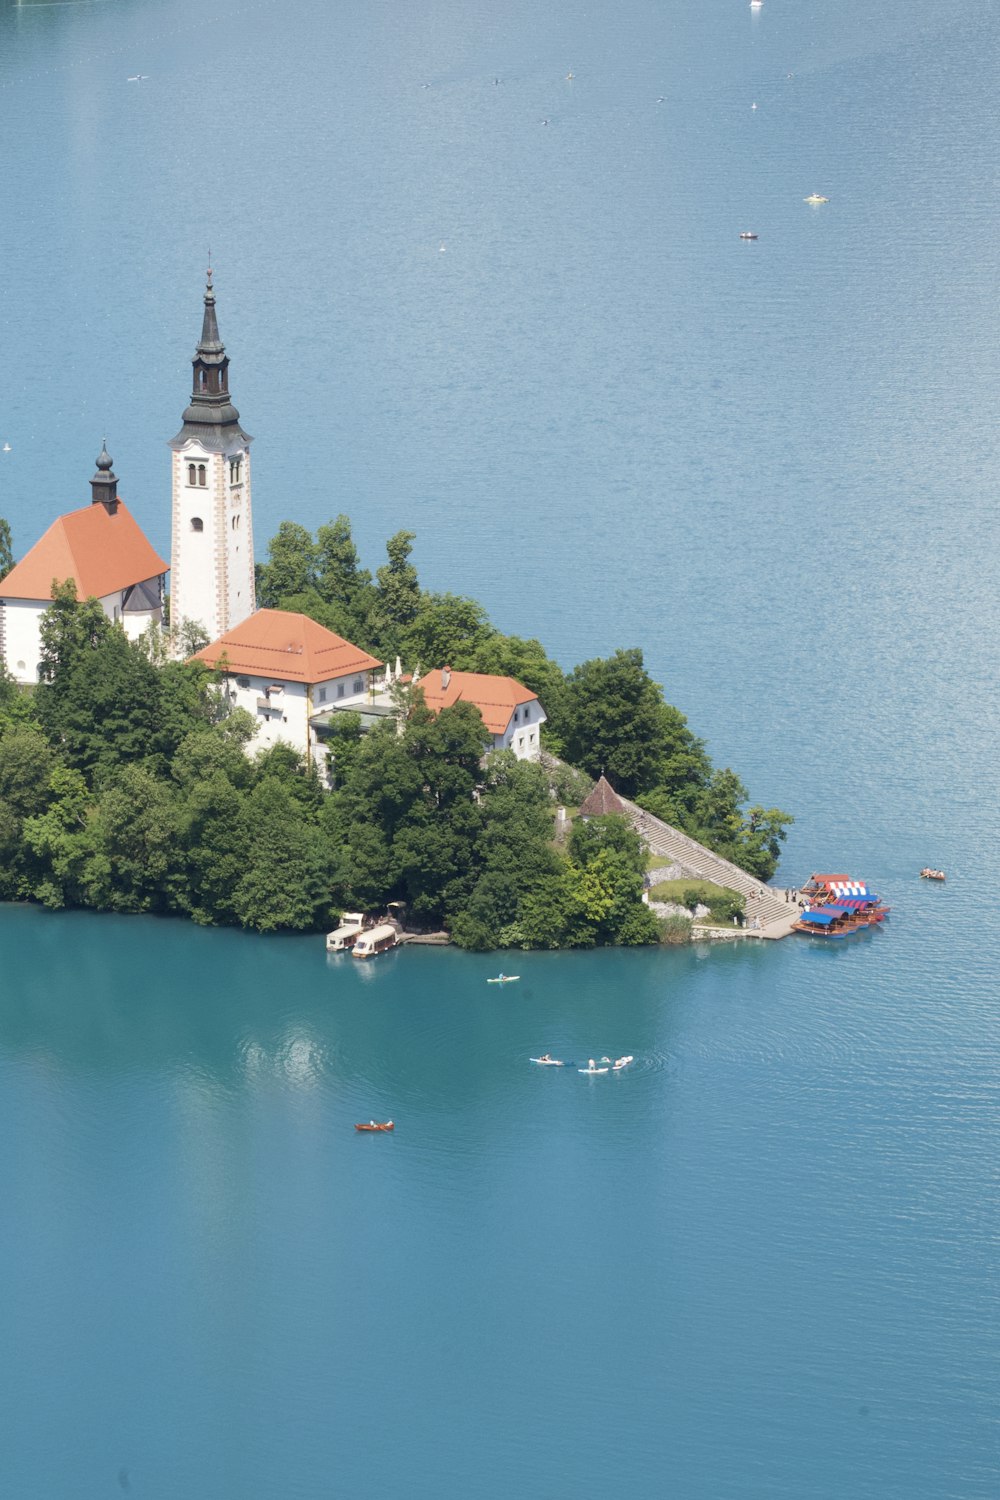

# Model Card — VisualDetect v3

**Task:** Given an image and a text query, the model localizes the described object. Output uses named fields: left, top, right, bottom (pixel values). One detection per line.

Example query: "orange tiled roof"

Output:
left=415, top=669, right=537, bottom=735
left=191, top=609, right=383, bottom=684
left=0, top=500, right=168, bottom=602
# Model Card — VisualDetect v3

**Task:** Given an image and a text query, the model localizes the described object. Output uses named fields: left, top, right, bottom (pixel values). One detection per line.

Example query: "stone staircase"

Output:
left=619, top=796, right=797, bottom=938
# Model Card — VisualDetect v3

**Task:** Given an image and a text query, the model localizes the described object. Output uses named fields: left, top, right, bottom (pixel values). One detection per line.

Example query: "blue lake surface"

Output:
left=1, top=0, right=999, bottom=1494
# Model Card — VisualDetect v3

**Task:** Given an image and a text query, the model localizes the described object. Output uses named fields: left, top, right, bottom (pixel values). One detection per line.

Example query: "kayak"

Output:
left=355, top=1121, right=394, bottom=1132
left=579, top=1066, right=609, bottom=1075
left=613, top=1056, right=634, bottom=1070
left=530, top=1057, right=565, bottom=1066
left=487, top=975, right=520, bottom=984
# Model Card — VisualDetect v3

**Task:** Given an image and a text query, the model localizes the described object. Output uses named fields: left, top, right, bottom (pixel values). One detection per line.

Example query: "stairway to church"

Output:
left=619, top=797, right=794, bottom=935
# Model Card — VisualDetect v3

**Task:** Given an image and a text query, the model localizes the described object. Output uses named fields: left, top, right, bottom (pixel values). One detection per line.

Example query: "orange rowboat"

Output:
left=355, top=1121, right=394, bottom=1132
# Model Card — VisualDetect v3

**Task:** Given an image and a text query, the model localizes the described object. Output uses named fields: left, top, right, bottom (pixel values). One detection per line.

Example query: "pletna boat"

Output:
left=919, top=868, right=946, bottom=881
left=355, top=1121, right=394, bottom=1132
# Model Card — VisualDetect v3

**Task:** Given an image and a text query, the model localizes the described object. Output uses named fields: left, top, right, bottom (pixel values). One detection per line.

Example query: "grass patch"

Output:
left=648, top=878, right=741, bottom=906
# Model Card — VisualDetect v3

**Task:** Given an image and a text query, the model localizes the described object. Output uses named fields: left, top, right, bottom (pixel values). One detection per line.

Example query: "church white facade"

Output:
left=168, top=271, right=256, bottom=645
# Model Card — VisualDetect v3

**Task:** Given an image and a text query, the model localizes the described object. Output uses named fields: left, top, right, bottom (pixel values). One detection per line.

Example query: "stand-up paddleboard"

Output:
left=530, top=1057, right=565, bottom=1066
left=487, top=975, right=520, bottom=984
left=579, top=1066, right=609, bottom=1075
left=613, top=1056, right=634, bottom=1070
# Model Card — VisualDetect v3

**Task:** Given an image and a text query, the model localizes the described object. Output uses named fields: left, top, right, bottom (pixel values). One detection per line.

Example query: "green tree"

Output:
left=0, top=724, right=55, bottom=896
left=179, top=770, right=251, bottom=924
left=558, top=648, right=709, bottom=799
left=568, top=813, right=645, bottom=876
left=22, top=765, right=95, bottom=908
left=0, top=518, right=13, bottom=582
left=233, top=778, right=332, bottom=931
left=35, top=583, right=111, bottom=738
left=256, top=522, right=318, bottom=606
left=54, top=628, right=161, bottom=778
left=315, top=515, right=377, bottom=638
left=83, top=766, right=180, bottom=912
left=371, top=530, right=420, bottom=656
left=402, top=593, right=492, bottom=673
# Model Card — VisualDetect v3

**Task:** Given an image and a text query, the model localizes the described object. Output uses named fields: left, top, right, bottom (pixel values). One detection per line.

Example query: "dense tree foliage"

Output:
left=0, top=511, right=791, bottom=943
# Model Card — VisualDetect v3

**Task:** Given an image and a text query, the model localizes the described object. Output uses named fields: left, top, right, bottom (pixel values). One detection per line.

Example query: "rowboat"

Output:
left=919, top=868, right=946, bottom=881
left=487, top=974, right=520, bottom=984
left=355, top=1121, right=394, bottom=1132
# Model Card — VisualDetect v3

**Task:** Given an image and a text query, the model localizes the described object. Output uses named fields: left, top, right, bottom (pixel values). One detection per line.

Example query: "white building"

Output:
left=414, top=667, right=546, bottom=759
left=0, top=445, right=167, bottom=685
left=169, top=270, right=256, bottom=645
left=191, top=609, right=383, bottom=770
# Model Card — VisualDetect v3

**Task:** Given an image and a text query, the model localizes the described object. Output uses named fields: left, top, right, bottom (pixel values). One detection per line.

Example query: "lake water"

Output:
left=1, top=0, right=999, bottom=1494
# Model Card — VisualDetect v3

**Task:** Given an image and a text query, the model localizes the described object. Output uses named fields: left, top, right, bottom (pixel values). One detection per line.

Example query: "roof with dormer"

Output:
left=414, top=669, right=539, bottom=735
left=191, top=609, right=382, bottom=684
left=0, top=500, right=168, bottom=602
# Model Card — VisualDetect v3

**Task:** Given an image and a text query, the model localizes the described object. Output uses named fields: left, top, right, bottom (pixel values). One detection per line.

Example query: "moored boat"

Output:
left=352, top=923, right=398, bottom=959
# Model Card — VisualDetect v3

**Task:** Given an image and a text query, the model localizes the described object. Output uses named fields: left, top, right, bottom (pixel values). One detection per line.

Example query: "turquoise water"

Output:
left=1, top=0, right=1000, bottom=1493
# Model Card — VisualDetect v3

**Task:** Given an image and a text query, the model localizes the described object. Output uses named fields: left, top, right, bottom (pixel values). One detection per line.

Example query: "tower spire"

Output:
left=170, top=268, right=253, bottom=453
left=90, top=439, right=119, bottom=511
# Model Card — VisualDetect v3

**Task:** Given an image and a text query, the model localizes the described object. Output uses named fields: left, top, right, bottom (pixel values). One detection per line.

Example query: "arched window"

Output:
left=198, top=465, right=207, bottom=486
left=187, top=464, right=197, bottom=486
left=190, top=517, right=204, bottom=532
left=199, top=370, right=207, bottom=390
left=231, top=514, right=240, bottom=530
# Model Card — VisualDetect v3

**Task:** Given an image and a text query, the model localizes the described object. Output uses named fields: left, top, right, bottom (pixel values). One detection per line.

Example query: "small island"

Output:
left=0, top=508, right=793, bottom=949
left=0, top=276, right=792, bottom=950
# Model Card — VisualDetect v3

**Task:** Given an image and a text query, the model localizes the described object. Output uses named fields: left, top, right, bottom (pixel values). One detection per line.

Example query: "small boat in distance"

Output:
left=487, top=974, right=520, bottom=984
left=355, top=1121, right=394, bottom=1132
left=804, top=194, right=829, bottom=204
left=739, top=231, right=758, bottom=240
left=920, top=868, right=946, bottom=881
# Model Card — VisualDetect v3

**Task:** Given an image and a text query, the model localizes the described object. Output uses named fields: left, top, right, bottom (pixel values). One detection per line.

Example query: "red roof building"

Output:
left=0, top=446, right=168, bottom=684
left=414, top=667, right=545, bottom=759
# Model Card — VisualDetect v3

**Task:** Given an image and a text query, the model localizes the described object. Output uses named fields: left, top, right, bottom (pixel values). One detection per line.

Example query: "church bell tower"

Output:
left=169, top=269, right=256, bottom=644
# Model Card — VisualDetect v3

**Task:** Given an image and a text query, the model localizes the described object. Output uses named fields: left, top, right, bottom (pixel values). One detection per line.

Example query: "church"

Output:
left=0, top=273, right=545, bottom=766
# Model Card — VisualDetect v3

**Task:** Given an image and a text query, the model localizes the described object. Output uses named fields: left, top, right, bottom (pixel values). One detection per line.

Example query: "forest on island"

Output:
left=0, top=515, right=791, bottom=945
